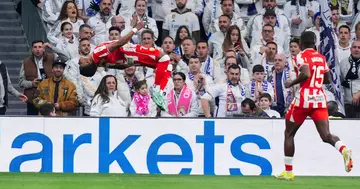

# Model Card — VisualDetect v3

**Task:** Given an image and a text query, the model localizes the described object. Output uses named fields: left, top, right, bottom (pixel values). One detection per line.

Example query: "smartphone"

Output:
left=234, top=42, right=241, bottom=47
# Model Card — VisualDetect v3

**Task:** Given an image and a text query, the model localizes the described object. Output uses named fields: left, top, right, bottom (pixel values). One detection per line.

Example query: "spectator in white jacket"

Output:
left=162, top=36, right=189, bottom=74
left=250, top=9, right=289, bottom=53
left=117, top=66, right=144, bottom=109
left=246, top=0, right=290, bottom=44
left=88, top=0, right=114, bottom=45
left=162, top=0, right=201, bottom=41
left=161, top=72, right=199, bottom=117
left=283, top=0, right=319, bottom=38
left=63, top=38, right=91, bottom=104
left=130, top=80, right=158, bottom=117
left=202, top=0, right=242, bottom=36
left=212, top=0, right=246, bottom=37
left=81, top=67, right=108, bottom=116
left=47, top=1, right=85, bottom=45
left=208, top=15, right=231, bottom=59
left=55, top=22, right=80, bottom=60
left=90, top=75, right=128, bottom=117
left=123, top=0, right=158, bottom=44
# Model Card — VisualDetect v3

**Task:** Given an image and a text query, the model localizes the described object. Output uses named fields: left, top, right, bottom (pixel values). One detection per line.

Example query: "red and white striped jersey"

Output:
left=292, top=48, right=329, bottom=108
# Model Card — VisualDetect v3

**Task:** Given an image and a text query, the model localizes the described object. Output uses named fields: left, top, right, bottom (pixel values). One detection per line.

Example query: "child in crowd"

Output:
left=248, top=65, right=274, bottom=104
left=259, top=93, right=280, bottom=118
left=39, top=103, right=57, bottom=116
left=130, top=80, right=157, bottom=117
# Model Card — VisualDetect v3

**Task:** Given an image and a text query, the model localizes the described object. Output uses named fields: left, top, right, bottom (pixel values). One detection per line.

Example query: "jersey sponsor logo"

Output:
left=307, top=94, right=325, bottom=102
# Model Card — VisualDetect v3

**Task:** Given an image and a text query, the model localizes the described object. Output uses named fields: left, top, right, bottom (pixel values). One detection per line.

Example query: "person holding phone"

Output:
left=222, top=25, right=251, bottom=69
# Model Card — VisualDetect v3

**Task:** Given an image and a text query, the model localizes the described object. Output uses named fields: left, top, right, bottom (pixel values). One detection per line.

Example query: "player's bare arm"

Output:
left=106, top=17, right=144, bottom=52
left=323, top=71, right=331, bottom=84
left=285, top=64, right=310, bottom=88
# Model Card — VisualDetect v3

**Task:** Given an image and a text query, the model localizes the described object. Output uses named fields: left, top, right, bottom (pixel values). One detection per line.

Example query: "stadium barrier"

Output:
left=0, top=117, right=358, bottom=176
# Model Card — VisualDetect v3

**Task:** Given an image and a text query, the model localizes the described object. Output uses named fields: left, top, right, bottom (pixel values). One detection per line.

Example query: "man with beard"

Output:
left=33, top=60, right=78, bottom=116
left=250, top=24, right=284, bottom=75
left=200, top=64, right=249, bottom=117
left=88, top=0, right=114, bottom=45
left=246, top=0, right=290, bottom=45
left=162, top=0, right=200, bottom=42
left=208, top=15, right=232, bottom=59
left=63, top=38, right=92, bottom=105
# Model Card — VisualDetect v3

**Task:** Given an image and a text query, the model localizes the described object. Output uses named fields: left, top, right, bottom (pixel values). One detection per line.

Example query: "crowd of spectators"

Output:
left=2, top=0, right=360, bottom=118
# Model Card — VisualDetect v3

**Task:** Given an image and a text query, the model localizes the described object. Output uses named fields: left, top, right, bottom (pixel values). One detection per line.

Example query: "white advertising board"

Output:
left=0, top=117, right=358, bottom=176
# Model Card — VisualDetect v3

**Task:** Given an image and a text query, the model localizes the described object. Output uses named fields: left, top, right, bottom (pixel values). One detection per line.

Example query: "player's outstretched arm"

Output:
left=106, top=16, right=144, bottom=52
left=285, top=64, right=310, bottom=88
left=323, top=71, right=331, bottom=84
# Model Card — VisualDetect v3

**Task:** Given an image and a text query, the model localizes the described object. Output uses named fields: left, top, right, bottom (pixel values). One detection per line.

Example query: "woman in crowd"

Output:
left=90, top=75, right=128, bottom=117
left=222, top=25, right=251, bottom=70
left=55, top=22, right=79, bottom=60
left=47, top=1, right=85, bottom=45
left=125, top=0, right=158, bottom=44
left=161, top=72, right=199, bottom=117
left=174, top=26, right=191, bottom=56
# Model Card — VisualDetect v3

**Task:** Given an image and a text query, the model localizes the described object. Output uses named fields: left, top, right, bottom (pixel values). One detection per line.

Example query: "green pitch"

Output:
left=0, top=173, right=359, bottom=189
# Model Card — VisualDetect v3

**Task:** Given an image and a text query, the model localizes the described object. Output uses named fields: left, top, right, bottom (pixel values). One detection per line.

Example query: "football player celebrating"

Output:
left=79, top=16, right=171, bottom=111
left=275, top=31, right=353, bottom=181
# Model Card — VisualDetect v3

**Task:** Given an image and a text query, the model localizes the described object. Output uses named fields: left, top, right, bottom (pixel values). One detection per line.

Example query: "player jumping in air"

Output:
left=275, top=31, right=353, bottom=181
left=78, top=17, right=171, bottom=111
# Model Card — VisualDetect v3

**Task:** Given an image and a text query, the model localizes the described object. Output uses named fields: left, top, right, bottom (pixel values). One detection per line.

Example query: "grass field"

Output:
left=0, top=173, right=359, bottom=189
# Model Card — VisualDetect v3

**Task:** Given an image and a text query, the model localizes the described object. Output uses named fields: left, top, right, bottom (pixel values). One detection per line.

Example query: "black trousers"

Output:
left=27, top=103, right=39, bottom=115
left=0, top=107, right=6, bottom=115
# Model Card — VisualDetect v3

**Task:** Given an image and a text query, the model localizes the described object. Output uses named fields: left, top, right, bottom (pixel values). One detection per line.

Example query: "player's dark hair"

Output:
left=39, top=103, right=55, bottom=116
left=141, top=29, right=154, bottom=40
left=173, top=72, right=186, bottom=81
left=252, top=64, right=265, bottom=73
left=300, top=31, right=316, bottom=49
left=241, top=98, right=256, bottom=111
left=109, top=26, right=121, bottom=34
left=134, top=80, right=147, bottom=91
left=79, top=61, right=97, bottom=77
left=32, top=40, right=44, bottom=47
left=260, top=93, right=272, bottom=102
left=94, top=75, right=118, bottom=104
left=339, top=25, right=351, bottom=33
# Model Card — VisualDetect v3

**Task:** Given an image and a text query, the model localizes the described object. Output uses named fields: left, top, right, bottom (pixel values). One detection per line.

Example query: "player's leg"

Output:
left=123, top=45, right=171, bottom=110
left=276, top=104, right=307, bottom=180
left=151, top=53, right=172, bottom=111
left=311, top=109, right=353, bottom=172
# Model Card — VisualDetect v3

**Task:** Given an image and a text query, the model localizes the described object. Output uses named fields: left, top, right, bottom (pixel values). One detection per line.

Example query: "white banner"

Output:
left=0, top=117, right=359, bottom=176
